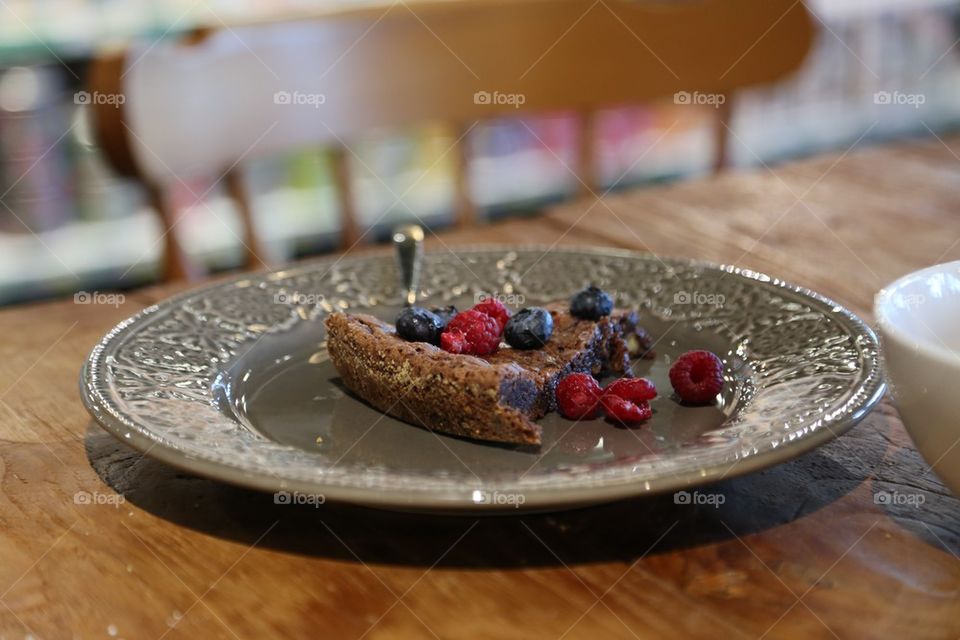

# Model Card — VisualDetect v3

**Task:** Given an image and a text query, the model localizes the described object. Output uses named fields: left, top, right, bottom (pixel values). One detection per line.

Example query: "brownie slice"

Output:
left=324, top=303, right=650, bottom=446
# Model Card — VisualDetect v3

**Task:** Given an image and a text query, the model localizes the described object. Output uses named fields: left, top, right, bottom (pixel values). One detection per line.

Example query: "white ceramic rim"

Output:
left=874, top=260, right=960, bottom=369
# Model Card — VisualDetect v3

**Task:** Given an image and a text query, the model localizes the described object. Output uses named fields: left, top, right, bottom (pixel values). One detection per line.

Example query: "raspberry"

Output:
left=440, top=329, right=469, bottom=354
left=472, top=298, right=511, bottom=332
left=441, top=309, right=501, bottom=355
left=556, top=372, right=602, bottom=419
left=669, top=350, right=724, bottom=405
left=602, top=377, right=657, bottom=403
left=601, top=395, right=652, bottom=424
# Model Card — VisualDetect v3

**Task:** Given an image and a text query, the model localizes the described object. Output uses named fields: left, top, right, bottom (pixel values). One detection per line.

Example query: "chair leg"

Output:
left=146, top=184, right=204, bottom=282
left=713, top=94, right=733, bottom=174
left=576, top=110, right=598, bottom=198
left=453, top=123, right=477, bottom=228
left=330, top=145, right=362, bottom=249
left=224, top=168, right=268, bottom=270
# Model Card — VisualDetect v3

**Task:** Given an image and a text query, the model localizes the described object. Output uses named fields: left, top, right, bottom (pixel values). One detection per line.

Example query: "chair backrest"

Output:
left=89, top=0, right=814, bottom=280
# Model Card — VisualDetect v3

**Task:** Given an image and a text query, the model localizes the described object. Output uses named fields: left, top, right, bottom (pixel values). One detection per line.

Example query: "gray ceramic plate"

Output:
left=80, top=247, right=885, bottom=512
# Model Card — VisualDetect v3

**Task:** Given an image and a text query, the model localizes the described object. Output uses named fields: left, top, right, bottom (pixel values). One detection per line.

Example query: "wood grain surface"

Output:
left=1, top=134, right=959, bottom=639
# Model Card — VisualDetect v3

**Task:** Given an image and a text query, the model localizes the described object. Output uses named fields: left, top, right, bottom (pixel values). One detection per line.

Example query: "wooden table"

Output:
left=2, top=134, right=959, bottom=639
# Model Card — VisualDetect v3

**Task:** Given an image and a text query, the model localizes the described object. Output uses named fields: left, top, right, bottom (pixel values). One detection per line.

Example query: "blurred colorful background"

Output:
left=1, top=0, right=959, bottom=304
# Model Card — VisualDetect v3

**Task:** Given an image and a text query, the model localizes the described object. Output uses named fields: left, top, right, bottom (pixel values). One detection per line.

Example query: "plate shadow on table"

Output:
left=84, top=412, right=959, bottom=568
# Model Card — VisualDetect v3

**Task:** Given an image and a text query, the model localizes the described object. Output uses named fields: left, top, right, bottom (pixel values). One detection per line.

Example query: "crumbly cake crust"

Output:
left=324, top=303, right=646, bottom=446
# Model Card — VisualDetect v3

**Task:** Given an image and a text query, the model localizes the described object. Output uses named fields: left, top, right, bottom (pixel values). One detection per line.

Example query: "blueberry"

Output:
left=570, top=285, right=614, bottom=320
left=430, top=305, right=458, bottom=329
left=504, top=307, right=554, bottom=349
left=395, top=307, right=444, bottom=345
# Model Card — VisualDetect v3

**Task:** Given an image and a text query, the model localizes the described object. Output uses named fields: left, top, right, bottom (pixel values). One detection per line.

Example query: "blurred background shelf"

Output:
left=1, top=0, right=959, bottom=304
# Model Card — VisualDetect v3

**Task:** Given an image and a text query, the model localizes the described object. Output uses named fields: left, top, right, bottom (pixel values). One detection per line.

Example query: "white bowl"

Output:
left=875, top=260, right=960, bottom=494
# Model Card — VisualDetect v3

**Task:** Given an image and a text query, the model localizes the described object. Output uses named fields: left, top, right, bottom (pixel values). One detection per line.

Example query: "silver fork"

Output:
left=392, top=224, right=424, bottom=307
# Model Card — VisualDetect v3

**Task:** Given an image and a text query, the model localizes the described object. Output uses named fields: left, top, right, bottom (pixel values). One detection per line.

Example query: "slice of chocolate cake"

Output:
left=324, top=303, right=650, bottom=446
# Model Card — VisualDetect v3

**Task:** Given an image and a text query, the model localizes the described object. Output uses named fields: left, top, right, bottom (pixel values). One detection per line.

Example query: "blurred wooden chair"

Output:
left=88, top=0, right=813, bottom=281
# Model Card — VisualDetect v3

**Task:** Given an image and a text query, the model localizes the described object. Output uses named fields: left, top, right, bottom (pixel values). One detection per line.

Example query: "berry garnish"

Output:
left=472, top=297, right=511, bottom=332
left=570, top=285, right=614, bottom=320
left=669, top=350, right=724, bottom=405
left=441, top=309, right=501, bottom=356
left=603, top=377, right=657, bottom=403
left=431, top=305, right=458, bottom=329
left=440, top=329, right=469, bottom=354
left=395, top=307, right=444, bottom=345
left=504, top=307, right=554, bottom=349
left=556, top=372, right=602, bottom=419
left=601, top=395, right=652, bottom=424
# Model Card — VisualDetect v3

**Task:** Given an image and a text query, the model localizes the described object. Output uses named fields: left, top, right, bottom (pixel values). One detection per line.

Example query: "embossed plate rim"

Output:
left=80, top=246, right=886, bottom=511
